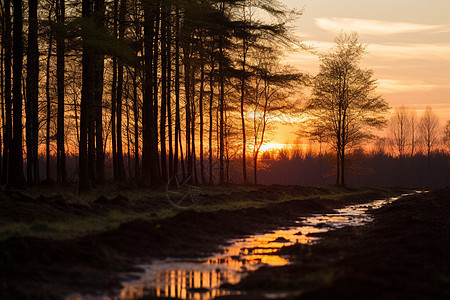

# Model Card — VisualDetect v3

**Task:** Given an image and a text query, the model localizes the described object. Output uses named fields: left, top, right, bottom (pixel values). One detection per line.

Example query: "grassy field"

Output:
left=0, top=184, right=403, bottom=241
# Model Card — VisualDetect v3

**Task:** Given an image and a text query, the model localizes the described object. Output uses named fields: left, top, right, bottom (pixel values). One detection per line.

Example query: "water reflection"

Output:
left=68, top=194, right=411, bottom=300
left=118, top=266, right=235, bottom=299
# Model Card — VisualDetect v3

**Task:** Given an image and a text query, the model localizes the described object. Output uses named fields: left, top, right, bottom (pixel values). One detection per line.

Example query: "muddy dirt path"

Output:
left=73, top=194, right=407, bottom=299
left=224, top=189, right=450, bottom=299
left=0, top=188, right=405, bottom=299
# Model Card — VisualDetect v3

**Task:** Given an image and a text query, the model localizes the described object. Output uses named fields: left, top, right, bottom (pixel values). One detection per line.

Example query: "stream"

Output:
left=68, top=193, right=415, bottom=300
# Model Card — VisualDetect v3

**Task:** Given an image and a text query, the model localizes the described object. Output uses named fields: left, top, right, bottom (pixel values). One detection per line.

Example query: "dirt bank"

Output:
left=226, top=189, right=450, bottom=299
left=0, top=186, right=402, bottom=299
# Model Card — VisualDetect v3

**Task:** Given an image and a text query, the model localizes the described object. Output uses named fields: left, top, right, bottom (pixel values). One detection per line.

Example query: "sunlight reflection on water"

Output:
left=67, top=193, right=416, bottom=300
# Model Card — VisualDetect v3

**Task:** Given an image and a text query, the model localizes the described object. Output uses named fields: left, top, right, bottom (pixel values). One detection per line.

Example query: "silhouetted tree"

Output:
left=26, top=0, right=39, bottom=184
left=111, top=0, right=118, bottom=181
left=94, top=0, right=105, bottom=184
left=56, top=0, right=67, bottom=184
left=419, top=106, right=440, bottom=159
left=45, top=3, right=53, bottom=182
left=79, top=0, right=96, bottom=192
left=116, top=0, right=127, bottom=182
left=250, top=50, right=301, bottom=185
left=2, top=0, right=12, bottom=183
left=389, top=106, right=409, bottom=157
left=444, top=120, right=450, bottom=151
left=9, top=0, right=25, bottom=187
left=142, top=0, right=160, bottom=186
left=409, top=109, right=418, bottom=157
left=304, top=32, right=389, bottom=186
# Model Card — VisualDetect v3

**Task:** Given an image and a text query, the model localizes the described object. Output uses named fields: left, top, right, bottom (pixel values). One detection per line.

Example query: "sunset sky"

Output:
left=272, top=0, right=450, bottom=145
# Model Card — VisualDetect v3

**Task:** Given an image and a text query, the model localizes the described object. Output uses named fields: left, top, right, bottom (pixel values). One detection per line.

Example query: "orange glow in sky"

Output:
left=271, top=0, right=450, bottom=144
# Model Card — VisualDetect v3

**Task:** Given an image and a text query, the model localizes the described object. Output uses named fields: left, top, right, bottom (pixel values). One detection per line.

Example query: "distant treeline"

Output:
left=257, top=151, right=449, bottom=188
left=25, top=146, right=450, bottom=188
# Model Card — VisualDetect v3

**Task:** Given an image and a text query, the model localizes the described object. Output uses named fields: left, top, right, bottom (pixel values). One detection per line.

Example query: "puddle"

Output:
left=68, top=193, right=417, bottom=300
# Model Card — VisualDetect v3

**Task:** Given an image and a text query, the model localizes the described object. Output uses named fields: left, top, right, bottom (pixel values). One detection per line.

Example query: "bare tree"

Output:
left=304, top=32, right=389, bottom=186
left=1, top=0, right=12, bottom=183
left=26, top=0, right=39, bottom=184
left=93, top=0, right=105, bottom=184
left=444, top=120, right=450, bottom=151
left=9, top=0, right=25, bottom=187
left=116, top=0, right=127, bottom=182
left=79, top=0, right=96, bottom=192
left=409, top=109, right=418, bottom=157
left=419, top=106, right=440, bottom=158
left=250, top=51, right=301, bottom=184
left=56, top=0, right=67, bottom=184
left=389, top=106, right=409, bottom=157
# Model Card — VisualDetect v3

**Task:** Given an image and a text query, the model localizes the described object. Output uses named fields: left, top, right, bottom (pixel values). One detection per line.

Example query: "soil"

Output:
left=223, top=189, right=450, bottom=299
left=0, top=186, right=400, bottom=299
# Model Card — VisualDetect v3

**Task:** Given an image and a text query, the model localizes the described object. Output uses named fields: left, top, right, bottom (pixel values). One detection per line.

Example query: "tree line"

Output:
left=3, top=1, right=441, bottom=191
left=388, top=106, right=447, bottom=159
left=255, top=147, right=449, bottom=188
left=0, top=0, right=303, bottom=191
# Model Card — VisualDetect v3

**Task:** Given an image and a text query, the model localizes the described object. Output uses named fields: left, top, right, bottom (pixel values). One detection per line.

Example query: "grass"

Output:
left=0, top=207, right=179, bottom=241
left=0, top=185, right=406, bottom=241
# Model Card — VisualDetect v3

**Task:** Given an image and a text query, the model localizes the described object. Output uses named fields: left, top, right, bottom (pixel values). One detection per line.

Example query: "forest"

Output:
left=0, top=0, right=448, bottom=192
left=1, top=1, right=449, bottom=299
left=0, top=0, right=306, bottom=191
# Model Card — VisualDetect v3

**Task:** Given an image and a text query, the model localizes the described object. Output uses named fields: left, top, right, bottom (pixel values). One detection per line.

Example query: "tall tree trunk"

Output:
left=336, top=124, right=341, bottom=186
left=218, top=2, right=225, bottom=184
left=142, top=1, right=152, bottom=185
left=73, top=75, right=79, bottom=144
left=173, top=7, right=180, bottom=179
left=184, top=48, right=192, bottom=183
left=94, top=0, right=105, bottom=184
left=152, top=1, right=161, bottom=182
left=160, top=2, right=167, bottom=183
left=132, top=67, right=139, bottom=181
left=142, top=0, right=159, bottom=185
left=253, top=153, right=258, bottom=185
left=56, top=0, right=67, bottom=184
left=94, top=52, right=105, bottom=184
left=116, top=0, right=126, bottom=182
left=240, top=37, right=247, bottom=184
left=26, top=0, right=39, bottom=184
left=10, top=0, right=25, bottom=187
left=166, top=15, right=173, bottom=180
left=45, top=29, right=52, bottom=182
left=179, top=124, right=185, bottom=180
left=336, top=150, right=340, bottom=186
left=126, top=93, right=131, bottom=175
left=88, top=94, right=96, bottom=184
left=209, top=54, right=214, bottom=185
left=2, top=0, right=11, bottom=183
left=199, top=51, right=205, bottom=184
left=191, top=73, right=197, bottom=184
left=340, top=146, right=345, bottom=186
left=111, top=0, right=118, bottom=181
left=218, top=46, right=225, bottom=184
left=0, top=22, right=4, bottom=183
left=79, top=0, right=95, bottom=192
left=340, top=113, right=346, bottom=186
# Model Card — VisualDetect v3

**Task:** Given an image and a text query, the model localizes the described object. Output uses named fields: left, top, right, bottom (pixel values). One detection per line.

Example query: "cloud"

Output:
left=300, top=40, right=450, bottom=62
left=315, top=18, right=445, bottom=35
left=367, top=43, right=450, bottom=60
left=377, top=79, right=436, bottom=93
